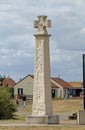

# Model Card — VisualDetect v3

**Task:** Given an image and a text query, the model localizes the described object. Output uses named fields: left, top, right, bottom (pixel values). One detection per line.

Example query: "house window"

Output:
left=51, top=89, right=55, bottom=98
left=0, top=83, right=3, bottom=86
left=18, top=88, right=23, bottom=94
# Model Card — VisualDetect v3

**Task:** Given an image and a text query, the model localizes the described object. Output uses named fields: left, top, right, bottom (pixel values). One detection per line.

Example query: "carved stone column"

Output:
left=33, top=15, right=52, bottom=116
left=26, top=16, right=59, bottom=124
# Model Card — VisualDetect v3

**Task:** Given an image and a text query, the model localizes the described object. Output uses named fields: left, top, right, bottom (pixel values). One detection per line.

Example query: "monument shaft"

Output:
left=32, top=34, right=52, bottom=116
left=32, top=16, right=52, bottom=116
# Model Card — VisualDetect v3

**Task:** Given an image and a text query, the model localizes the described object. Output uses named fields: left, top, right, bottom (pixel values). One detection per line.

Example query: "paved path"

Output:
left=0, top=120, right=77, bottom=126
left=0, top=123, right=27, bottom=126
left=0, top=123, right=77, bottom=127
left=0, top=113, right=77, bottom=126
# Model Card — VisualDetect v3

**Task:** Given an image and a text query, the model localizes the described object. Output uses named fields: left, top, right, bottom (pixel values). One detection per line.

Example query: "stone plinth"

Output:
left=77, top=110, right=85, bottom=125
left=26, top=115, right=59, bottom=124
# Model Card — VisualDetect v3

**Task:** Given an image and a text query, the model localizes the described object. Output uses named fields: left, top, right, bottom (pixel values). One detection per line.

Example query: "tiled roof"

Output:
left=3, top=77, right=16, bottom=87
left=68, top=82, right=83, bottom=88
left=13, top=74, right=34, bottom=87
left=13, top=74, right=71, bottom=89
left=51, top=82, right=59, bottom=88
left=29, top=74, right=34, bottom=78
left=13, top=74, right=59, bottom=88
left=51, top=77, right=72, bottom=88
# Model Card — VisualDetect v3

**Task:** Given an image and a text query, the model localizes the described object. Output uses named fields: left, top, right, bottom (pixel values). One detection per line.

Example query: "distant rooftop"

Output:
left=68, top=81, right=83, bottom=88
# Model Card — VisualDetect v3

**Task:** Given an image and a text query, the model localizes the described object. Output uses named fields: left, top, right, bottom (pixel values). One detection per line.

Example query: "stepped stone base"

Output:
left=26, top=115, right=59, bottom=124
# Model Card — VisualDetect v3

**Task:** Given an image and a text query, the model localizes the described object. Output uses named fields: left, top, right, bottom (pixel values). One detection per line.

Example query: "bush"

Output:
left=0, top=87, right=16, bottom=119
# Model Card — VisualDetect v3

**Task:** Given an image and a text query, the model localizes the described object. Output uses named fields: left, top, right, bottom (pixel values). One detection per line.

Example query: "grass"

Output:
left=53, top=98, right=83, bottom=113
left=17, top=98, right=83, bottom=114
left=0, top=98, right=84, bottom=130
left=0, top=126, right=85, bottom=130
left=2, top=98, right=83, bottom=121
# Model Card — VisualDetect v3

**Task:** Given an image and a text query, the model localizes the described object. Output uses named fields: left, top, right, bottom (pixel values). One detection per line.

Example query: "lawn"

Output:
left=0, top=125, right=85, bottom=130
left=53, top=98, right=83, bottom=113
left=16, top=97, right=83, bottom=115
left=0, top=98, right=84, bottom=130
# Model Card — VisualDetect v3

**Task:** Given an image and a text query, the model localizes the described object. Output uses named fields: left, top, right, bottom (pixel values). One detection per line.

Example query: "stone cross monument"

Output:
left=33, top=16, right=52, bottom=116
left=26, top=15, right=59, bottom=124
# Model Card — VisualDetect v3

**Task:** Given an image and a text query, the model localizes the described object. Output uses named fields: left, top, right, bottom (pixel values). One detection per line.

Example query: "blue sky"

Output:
left=0, top=0, right=85, bottom=82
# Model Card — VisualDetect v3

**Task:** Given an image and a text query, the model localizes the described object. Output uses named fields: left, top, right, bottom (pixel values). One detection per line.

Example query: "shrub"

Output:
left=0, top=87, right=16, bottom=119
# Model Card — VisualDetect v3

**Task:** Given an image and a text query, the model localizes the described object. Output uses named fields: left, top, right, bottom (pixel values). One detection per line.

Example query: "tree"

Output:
left=0, top=87, right=16, bottom=119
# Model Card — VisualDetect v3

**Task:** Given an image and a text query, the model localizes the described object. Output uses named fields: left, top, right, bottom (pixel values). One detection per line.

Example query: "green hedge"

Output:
left=0, top=87, right=16, bottom=119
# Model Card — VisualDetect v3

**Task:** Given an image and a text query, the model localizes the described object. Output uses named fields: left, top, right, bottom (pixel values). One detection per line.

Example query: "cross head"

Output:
left=34, top=15, right=51, bottom=33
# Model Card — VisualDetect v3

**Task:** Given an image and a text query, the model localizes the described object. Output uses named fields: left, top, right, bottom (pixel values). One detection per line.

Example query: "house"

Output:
left=0, top=76, right=16, bottom=98
left=51, top=77, right=72, bottom=98
left=0, top=76, right=16, bottom=87
left=14, top=75, right=34, bottom=99
left=0, top=77, right=3, bottom=86
left=68, top=81, right=83, bottom=97
left=13, top=74, right=72, bottom=99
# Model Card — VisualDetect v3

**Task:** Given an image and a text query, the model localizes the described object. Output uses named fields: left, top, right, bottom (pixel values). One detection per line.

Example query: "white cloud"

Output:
left=80, top=27, right=85, bottom=34
left=0, top=0, right=85, bottom=82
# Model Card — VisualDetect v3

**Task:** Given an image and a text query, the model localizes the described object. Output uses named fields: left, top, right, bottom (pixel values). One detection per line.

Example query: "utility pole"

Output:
left=83, top=54, right=85, bottom=110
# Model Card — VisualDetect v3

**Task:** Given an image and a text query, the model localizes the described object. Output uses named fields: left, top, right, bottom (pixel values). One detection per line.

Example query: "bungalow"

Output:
left=68, top=82, right=83, bottom=97
left=51, top=77, right=72, bottom=98
left=13, top=74, right=72, bottom=99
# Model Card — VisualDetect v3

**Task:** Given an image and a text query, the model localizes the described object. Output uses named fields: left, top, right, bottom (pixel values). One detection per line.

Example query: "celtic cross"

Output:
left=34, top=15, right=51, bottom=34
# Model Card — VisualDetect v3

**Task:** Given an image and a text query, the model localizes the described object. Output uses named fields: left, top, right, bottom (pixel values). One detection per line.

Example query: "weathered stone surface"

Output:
left=26, top=15, right=59, bottom=124
left=32, top=15, right=52, bottom=116
left=77, top=110, right=85, bottom=125
left=26, top=115, right=59, bottom=124
left=34, top=15, right=51, bottom=34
